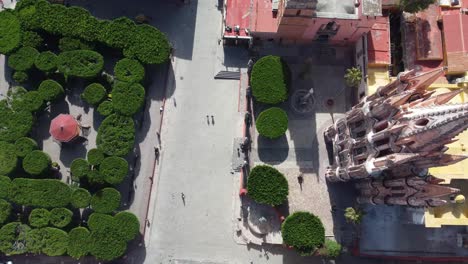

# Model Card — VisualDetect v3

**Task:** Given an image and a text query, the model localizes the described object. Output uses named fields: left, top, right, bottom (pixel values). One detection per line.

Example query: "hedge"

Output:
left=90, top=188, right=121, bottom=213
left=111, top=81, right=145, bottom=116
left=37, top=79, right=64, bottom=102
left=35, top=51, right=58, bottom=73
left=23, top=150, right=51, bottom=176
left=247, top=165, right=288, bottom=206
left=21, top=31, right=42, bottom=48
left=0, top=222, right=31, bottom=255
left=114, top=58, right=145, bottom=83
left=87, top=148, right=104, bottom=166
left=0, top=199, right=12, bottom=224
left=15, top=137, right=38, bottom=158
left=0, top=176, right=11, bottom=198
left=13, top=71, right=28, bottom=83
left=115, top=211, right=140, bottom=241
left=71, top=188, right=91, bottom=208
left=0, top=141, right=18, bottom=175
left=29, top=208, right=50, bottom=228
left=7, top=86, right=27, bottom=99
left=251, top=55, right=289, bottom=104
left=0, top=103, right=33, bottom=142
left=100, top=156, right=128, bottom=185
left=88, top=212, right=115, bottom=231
left=81, top=83, right=106, bottom=106
left=101, top=17, right=136, bottom=49
left=87, top=169, right=105, bottom=184
left=70, top=158, right=89, bottom=180
left=87, top=213, right=127, bottom=261
left=97, top=101, right=113, bottom=116
left=67, top=227, right=91, bottom=259
left=59, top=37, right=94, bottom=52
left=57, top=50, right=104, bottom=78
left=8, top=46, right=39, bottom=71
left=27, top=227, right=69, bottom=256
left=11, top=91, right=44, bottom=113
left=281, top=212, right=325, bottom=255
left=9, top=178, right=72, bottom=207
left=123, top=24, right=171, bottom=64
left=49, top=208, right=73, bottom=228
left=96, top=114, right=135, bottom=156
left=0, top=11, right=21, bottom=55
left=318, top=238, right=342, bottom=258
left=255, top=107, right=288, bottom=139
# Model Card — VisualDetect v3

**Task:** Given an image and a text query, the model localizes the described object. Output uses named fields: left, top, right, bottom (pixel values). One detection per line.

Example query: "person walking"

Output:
left=181, top=192, right=186, bottom=206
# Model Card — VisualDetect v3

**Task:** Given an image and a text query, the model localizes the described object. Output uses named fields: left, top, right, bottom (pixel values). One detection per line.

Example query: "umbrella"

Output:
left=49, top=114, right=80, bottom=142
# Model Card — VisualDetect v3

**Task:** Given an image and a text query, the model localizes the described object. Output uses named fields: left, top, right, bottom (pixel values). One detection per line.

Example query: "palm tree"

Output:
left=344, top=67, right=362, bottom=88
left=399, top=0, right=436, bottom=13
left=344, top=207, right=364, bottom=224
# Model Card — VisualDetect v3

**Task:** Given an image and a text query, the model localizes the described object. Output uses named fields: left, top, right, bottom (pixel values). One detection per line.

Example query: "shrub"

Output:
left=282, top=212, right=325, bottom=255
left=13, top=71, right=28, bottom=83
left=101, top=17, right=136, bottom=49
left=96, top=114, right=135, bottom=156
left=400, top=0, right=435, bottom=13
left=57, top=50, right=104, bottom=78
left=37, top=79, right=64, bottom=102
left=38, top=227, right=69, bottom=256
left=35, top=51, right=58, bottom=73
left=112, top=81, right=145, bottom=116
left=123, top=24, right=171, bottom=64
left=70, top=158, right=89, bottom=180
left=29, top=208, right=50, bottom=228
left=81, top=83, right=106, bottom=106
left=255, top=107, right=288, bottom=139
left=67, top=227, right=91, bottom=259
left=0, top=176, right=11, bottom=198
left=11, top=91, right=44, bottom=112
left=0, top=199, right=12, bottom=224
left=87, top=212, right=115, bottom=231
left=0, top=11, right=21, bottom=55
left=115, top=211, right=140, bottom=241
left=15, top=0, right=41, bottom=30
left=344, top=207, right=364, bottom=224
left=90, top=228, right=127, bottom=261
left=0, top=222, right=31, bottom=255
left=71, top=188, right=91, bottom=208
left=87, top=148, right=104, bottom=166
left=100, top=156, right=128, bottom=185
left=97, top=101, right=113, bottom=116
left=90, top=188, right=121, bottom=213
left=318, top=239, right=342, bottom=258
left=251, top=55, right=289, bottom=104
left=344, top=67, right=362, bottom=87
left=9, top=178, right=72, bottom=207
left=21, top=31, right=42, bottom=48
left=114, top=58, right=145, bottom=83
left=15, top=137, right=38, bottom=158
left=0, top=104, right=33, bottom=142
left=49, top=208, right=73, bottom=228
left=247, top=165, right=288, bottom=206
left=58, top=37, right=94, bottom=51
left=8, top=46, right=39, bottom=71
left=23, top=150, right=51, bottom=176
left=0, top=141, right=18, bottom=175
left=87, top=169, right=106, bottom=185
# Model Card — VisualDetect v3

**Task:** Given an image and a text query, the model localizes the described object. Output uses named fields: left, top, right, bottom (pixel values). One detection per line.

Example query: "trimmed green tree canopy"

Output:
left=21, top=31, right=42, bottom=48
left=9, top=178, right=72, bottom=207
left=87, top=212, right=115, bottom=231
left=0, top=199, right=12, bottom=224
left=71, top=188, right=91, bottom=208
left=0, top=176, right=11, bottom=199
left=0, top=141, right=18, bottom=175
left=114, top=58, right=145, bottom=83
left=8, top=46, right=39, bottom=71
left=247, top=165, right=288, bottom=206
left=67, top=227, right=91, bottom=259
left=70, top=158, right=89, bottom=180
left=255, top=107, right=288, bottom=139
left=28, top=227, right=69, bottom=256
left=87, top=148, right=104, bottom=166
left=49, top=208, right=73, bottom=228
left=282, top=212, right=325, bottom=255
left=100, top=156, right=128, bottom=185
left=400, top=0, right=435, bottom=13
left=97, top=100, right=113, bottom=116
left=57, top=50, right=104, bottom=78
left=11, top=90, right=44, bottom=112
left=87, top=169, right=105, bottom=185
left=115, top=211, right=140, bottom=241
left=251, top=55, right=289, bottom=104
left=15, top=137, right=38, bottom=158
left=37, top=79, right=64, bottom=102
left=90, top=188, right=121, bottom=214
left=59, top=37, right=94, bottom=51
left=13, top=71, right=28, bottom=83
left=123, top=24, right=171, bottom=64
left=87, top=213, right=127, bottom=261
left=0, top=11, right=21, bottom=54
left=81, top=83, right=106, bottom=106
left=0, top=102, right=33, bottom=142
left=23, top=150, right=51, bottom=176
left=101, top=17, right=136, bottom=49
left=35, top=51, right=58, bottom=73
left=0, top=222, right=31, bottom=255
left=29, top=208, right=50, bottom=228
left=112, top=81, right=145, bottom=116
left=319, top=238, right=342, bottom=258
left=96, top=114, right=135, bottom=156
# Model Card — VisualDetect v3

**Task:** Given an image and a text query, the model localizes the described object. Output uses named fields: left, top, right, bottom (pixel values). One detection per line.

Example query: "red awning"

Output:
left=49, top=114, right=79, bottom=142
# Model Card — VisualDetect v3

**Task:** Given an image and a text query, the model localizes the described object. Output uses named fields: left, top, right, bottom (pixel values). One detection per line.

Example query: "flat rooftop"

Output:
left=285, top=0, right=357, bottom=18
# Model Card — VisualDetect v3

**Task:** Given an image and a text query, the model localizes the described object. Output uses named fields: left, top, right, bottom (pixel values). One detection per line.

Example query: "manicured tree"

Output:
left=115, top=211, right=140, bottom=241
left=87, top=169, right=106, bottom=185
left=0, top=141, right=18, bottom=175
left=41, top=227, right=69, bottom=256
left=71, top=188, right=91, bottom=208
left=9, top=178, right=72, bottom=208
left=344, top=67, right=362, bottom=88
left=100, top=156, right=128, bottom=185
left=57, top=50, right=104, bottom=78
left=29, top=208, right=51, bottom=228
left=12, top=71, right=28, bottom=83
left=400, top=0, right=436, bottom=13
left=49, top=208, right=73, bottom=228
left=0, top=176, right=11, bottom=198
left=70, top=158, right=90, bottom=180
left=14, top=137, right=38, bottom=158
left=0, top=222, right=31, bottom=255
left=35, top=51, right=58, bottom=74
left=90, top=228, right=127, bottom=261
left=25, top=227, right=45, bottom=253
left=21, top=31, right=43, bottom=48
left=114, top=58, right=145, bottom=83
left=58, top=37, right=95, bottom=51
left=67, top=227, right=91, bottom=259
left=111, top=81, right=145, bottom=116
left=0, top=10, right=22, bottom=55
left=37, top=79, right=64, bottom=102
left=81, top=83, right=107, bottom=106
left=90, top=188, right=121, bottom=214
left=7, top=85, right=27, bottom=99
left=123, top=24, right=171, bottom=64
left=96, top=114, right=135, bottom=156
left=0, top=199, right=12, bottom=224
left=318, top=238, right=342, bottom=258
left=11, top=91, right=44, bottom=112
left=344, top=207, right=364, bottom=224
left=251, top=55, right=290, bottom=104
left=8, top=46, right=39, bottom=71
left=87, top=148, right=105, bottom=166
left=282, top=212, right=325, bottom=256
left=0, top=104, right=33, bottom=142
left=97, top=100, right=113, bottom=116
left=23, top=150, right=51, bottom=176
left=87, top=212, right=115, bottom=231
left=101, top=17, right=136, bottom=49
left=255, top=107, right=288, bottom=139
left=247, top=165, right=289, bottom=206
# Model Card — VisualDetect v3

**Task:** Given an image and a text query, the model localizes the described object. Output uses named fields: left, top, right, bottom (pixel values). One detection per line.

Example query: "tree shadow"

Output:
left=58, top=141, right=88, bottom=168
left=257, top=134, right=290, bottom=165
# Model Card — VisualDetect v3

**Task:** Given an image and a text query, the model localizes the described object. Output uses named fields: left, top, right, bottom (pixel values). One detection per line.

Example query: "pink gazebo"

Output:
left=49, top=114, right=80, bottom=142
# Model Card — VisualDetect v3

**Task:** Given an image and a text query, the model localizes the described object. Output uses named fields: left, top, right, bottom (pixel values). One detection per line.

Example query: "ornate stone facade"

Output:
left=325, top=67, right=468, bottom=207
